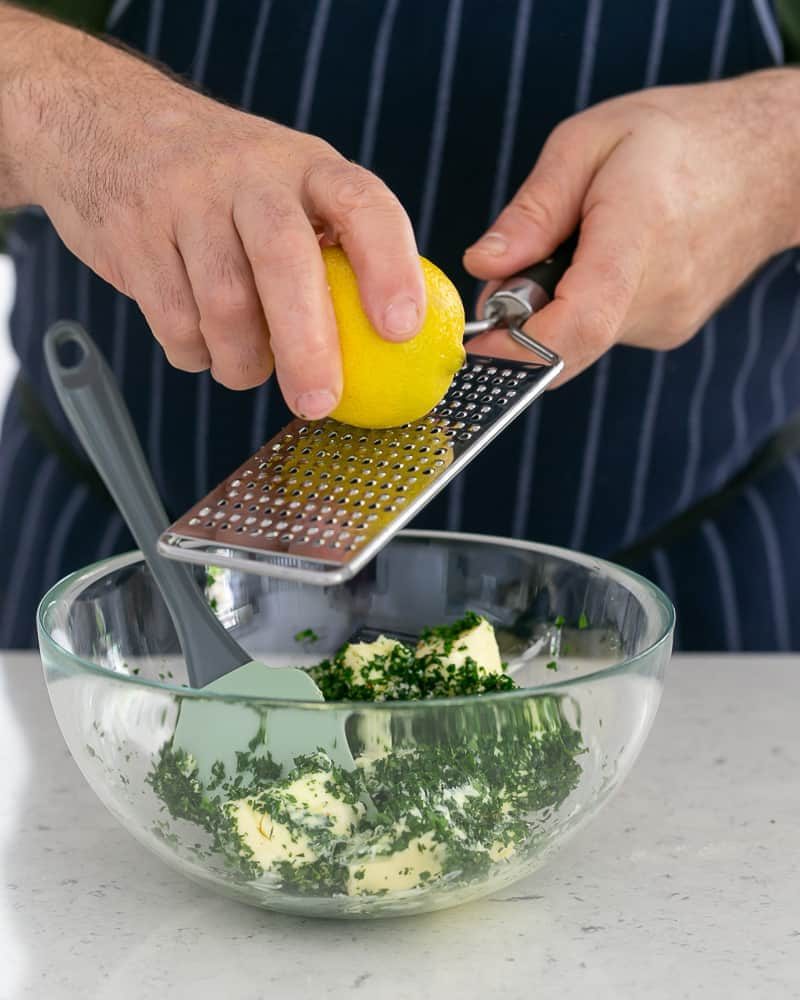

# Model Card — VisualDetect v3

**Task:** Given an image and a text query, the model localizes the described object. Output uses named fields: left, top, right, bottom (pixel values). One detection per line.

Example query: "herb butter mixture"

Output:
left=148, top=613, right=584, bottom=898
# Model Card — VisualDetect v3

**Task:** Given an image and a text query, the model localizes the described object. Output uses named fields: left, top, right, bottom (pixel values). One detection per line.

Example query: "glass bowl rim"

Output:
left=36, top=529, right=675, bottom=710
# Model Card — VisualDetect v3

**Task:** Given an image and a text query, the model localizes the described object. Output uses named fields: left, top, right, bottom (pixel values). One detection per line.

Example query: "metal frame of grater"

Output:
left=157, top=237, right=577, bottom=585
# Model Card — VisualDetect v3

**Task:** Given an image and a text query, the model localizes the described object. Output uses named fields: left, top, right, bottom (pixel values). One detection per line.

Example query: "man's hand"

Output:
left=464, top=71, right=800, bottom=383
left=0, top=5, right=425, bottom=418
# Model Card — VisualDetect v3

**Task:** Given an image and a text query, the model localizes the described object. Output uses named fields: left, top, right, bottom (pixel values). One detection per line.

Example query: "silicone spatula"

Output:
left=43, top=322, right=364, bottom=790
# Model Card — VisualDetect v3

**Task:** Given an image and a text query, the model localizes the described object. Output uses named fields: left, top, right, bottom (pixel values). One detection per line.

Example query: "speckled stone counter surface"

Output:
left=2, top=652, right=799, bottom=1000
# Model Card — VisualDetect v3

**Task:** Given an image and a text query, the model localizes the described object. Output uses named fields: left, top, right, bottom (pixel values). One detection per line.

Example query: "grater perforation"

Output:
left=157, top=353, right=562, bottom=584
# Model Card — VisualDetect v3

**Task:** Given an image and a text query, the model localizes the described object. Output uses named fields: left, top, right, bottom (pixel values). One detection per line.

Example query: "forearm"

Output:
left=0, top=3, right=83, bottom=206
left=0, top=1, right=179, bottom=211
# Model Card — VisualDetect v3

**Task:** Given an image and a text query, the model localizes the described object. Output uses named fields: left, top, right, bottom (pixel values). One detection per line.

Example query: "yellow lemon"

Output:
left=324, top=246, right=465, bottom=429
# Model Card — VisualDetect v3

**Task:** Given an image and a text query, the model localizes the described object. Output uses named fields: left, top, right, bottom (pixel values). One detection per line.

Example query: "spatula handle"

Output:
left=44, top=322, right=248, bottom=686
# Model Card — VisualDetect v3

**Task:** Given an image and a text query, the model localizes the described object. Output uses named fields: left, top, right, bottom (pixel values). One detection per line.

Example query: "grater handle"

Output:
left=481, top=232, right=578, bottom=330
left=43, top=322, right=249, bottom=687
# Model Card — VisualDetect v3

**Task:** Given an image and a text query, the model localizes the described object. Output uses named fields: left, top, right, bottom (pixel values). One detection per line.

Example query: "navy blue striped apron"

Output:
left=2, top=0, right=798, bottom=650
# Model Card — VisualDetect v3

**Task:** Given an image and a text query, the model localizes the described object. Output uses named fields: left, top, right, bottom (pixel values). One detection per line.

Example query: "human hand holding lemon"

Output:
left=322, top=246, right=465, bottom=429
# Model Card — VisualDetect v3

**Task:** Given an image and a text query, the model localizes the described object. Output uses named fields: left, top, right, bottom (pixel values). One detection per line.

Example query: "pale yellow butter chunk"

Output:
left=342, top=636, right=406, bottom=687
left=227, top=768, right=362, bottom=873
left=227, top=799, right=317, bottom=869
left=346, top=831, right=447, bottom=896
left=415, top=616, right=504, bottom=675
left=281, top=770, right=363, bottom=836
left=488, top=840, right=516, bottom=863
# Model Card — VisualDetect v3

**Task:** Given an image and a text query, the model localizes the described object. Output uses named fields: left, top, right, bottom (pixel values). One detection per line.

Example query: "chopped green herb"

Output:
left=294, top=628, right=319, bottom=643
left=145, top=612, right=586, bottom=900
left=554, top=615, right=566, bottom=628
left=419, top=610, right=482, bottom=644
left=308, top=616, right=515, bottom=702
left=546, top=661, right=558, bottom=671
left=578, top=612, right=589, bottom=630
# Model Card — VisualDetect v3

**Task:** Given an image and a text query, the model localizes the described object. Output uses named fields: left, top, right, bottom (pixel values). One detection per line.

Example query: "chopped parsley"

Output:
left=308, top=642, right=516, bottom=702
left=308, top=612, right=515, bottom=701
left=419, top=610, right=483, bottom=652
left=294, top=628, right=319, bottom=643
left=145, top=613, right=586, bottom=899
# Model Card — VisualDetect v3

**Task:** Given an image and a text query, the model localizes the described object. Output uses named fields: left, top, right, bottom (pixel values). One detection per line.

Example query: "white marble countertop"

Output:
left=1, top=651, right=799, bottom=1000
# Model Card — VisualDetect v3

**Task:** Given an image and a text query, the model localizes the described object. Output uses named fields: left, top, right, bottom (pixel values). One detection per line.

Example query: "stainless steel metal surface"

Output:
left=486, top=279, right=551, bottom=328
left=507, top=322, right=560, bottom=365
left=158, top=353, right=563, bottom=583
left=463, top=272, right=552, bottom=337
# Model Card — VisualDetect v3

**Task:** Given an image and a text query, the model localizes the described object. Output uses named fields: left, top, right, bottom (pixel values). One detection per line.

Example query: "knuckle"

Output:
left=214, top=351, right=273, bottom=391
left=510, top=187, right=560, bottom=235
left=246, top=208, right=311, bottom=271
left=198, top=278, right=255, bottom=324
left=139, top=268, right=193, bottom=322
left=256, top=193, right=300, bottom=234
left=597, top=253, right=639, bottom=313
left=271, top=312, right=332, bottom=364
left=252, top=241, right=309, bottom=279
left=241, top=188, right=305, bottom=249
left=150, top=316, right=204, bottom=353
left=647, top=178, right=683, bottom=230
left=138, top=291, right=201, bottom=350
left=312, top=159, right=392, bottom=218
left=549, top=114, right=584, bottom=148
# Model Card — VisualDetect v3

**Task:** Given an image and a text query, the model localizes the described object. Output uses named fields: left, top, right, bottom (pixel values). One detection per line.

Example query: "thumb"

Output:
left=463, top=116, right=613, bottom=280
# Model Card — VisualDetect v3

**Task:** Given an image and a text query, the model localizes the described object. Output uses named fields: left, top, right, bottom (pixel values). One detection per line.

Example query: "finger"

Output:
left=132, top=243, right=210, bottom=372
left=463, top=115, right=617, bottom=280
left=466, top=200, right=644, bottom=383
left=176, top=210, right=273, bottom=391
left=304, top=158, right=425, bottom=342
left=233, top=187, right=341, bottom=419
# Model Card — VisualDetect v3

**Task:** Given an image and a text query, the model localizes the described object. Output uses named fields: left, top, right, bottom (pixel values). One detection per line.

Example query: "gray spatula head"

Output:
left=43, top=322, right=364, bottom=788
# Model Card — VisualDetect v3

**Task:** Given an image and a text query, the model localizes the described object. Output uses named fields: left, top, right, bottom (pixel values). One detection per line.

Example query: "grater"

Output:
left=157, top=237, right=576, bottom=585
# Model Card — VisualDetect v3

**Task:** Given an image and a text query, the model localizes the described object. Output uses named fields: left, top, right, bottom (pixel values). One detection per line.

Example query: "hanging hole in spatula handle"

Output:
left=43, top=321, right=99, bottom=388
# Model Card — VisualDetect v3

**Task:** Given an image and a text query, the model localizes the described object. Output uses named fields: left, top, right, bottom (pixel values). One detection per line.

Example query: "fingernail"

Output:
left=468, top=231, right=508, bottom=256
left=296, top=389, right=337, bottom=420
left=383, top=295, right=420, bottom=339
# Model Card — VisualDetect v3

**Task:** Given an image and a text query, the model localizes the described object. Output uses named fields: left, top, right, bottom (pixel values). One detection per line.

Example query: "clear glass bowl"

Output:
left=37, top=531, right=673, bottom=918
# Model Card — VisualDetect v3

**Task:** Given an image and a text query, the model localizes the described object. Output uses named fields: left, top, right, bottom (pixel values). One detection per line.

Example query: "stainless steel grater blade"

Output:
left=157, top=235, right=577, bottom=585
left=156, top=353, right=562, bottom=584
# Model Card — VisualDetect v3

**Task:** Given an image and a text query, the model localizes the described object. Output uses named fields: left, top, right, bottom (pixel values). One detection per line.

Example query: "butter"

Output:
left=281, top=770, right=363, bottom=836
left=228, top=799, right=317, bottom=869
left=488, top=840, right=516, bottom=862
left=347, top=831, right=446, bottom=896
left=342, top=636, right=405, bottom=687
left=227, top=767, right=362, bottom=873
left=415, top=616, right=503, bottom=676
